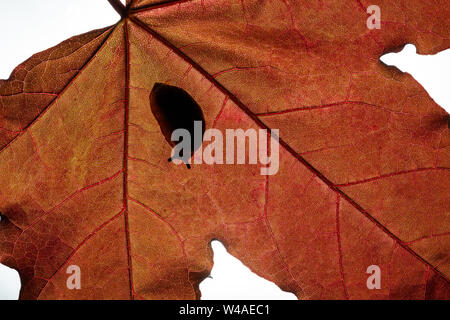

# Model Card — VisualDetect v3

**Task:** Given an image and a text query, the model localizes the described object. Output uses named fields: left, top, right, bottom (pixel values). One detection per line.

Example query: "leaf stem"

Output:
left=108, top=0, right=127, bottom=18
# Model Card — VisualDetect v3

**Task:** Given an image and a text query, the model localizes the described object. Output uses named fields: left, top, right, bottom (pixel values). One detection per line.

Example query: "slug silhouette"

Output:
left=149, top=83, right=205, bottom=169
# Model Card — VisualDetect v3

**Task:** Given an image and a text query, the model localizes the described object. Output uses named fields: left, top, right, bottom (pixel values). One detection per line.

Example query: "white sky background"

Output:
left=0, top=0, right=449, bottom=300
left=0, top=0, right=122, bottom=80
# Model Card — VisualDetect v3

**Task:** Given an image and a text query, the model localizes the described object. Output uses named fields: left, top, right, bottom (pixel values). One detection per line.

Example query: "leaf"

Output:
left=0, top=0, right=449, bottom=300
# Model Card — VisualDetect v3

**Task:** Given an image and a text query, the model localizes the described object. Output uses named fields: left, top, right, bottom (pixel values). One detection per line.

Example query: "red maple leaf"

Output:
left=0, top=0, right=448, bottom=299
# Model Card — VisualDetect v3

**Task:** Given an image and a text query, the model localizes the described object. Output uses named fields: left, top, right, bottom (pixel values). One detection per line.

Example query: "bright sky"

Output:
left=0, top=0, right=121, bottom=79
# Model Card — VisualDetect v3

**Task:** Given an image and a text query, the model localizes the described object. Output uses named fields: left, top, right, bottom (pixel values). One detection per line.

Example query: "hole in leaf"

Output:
left=199, top=240, right=297, bottom=300
left=149, top=83, right=205, bottom=168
